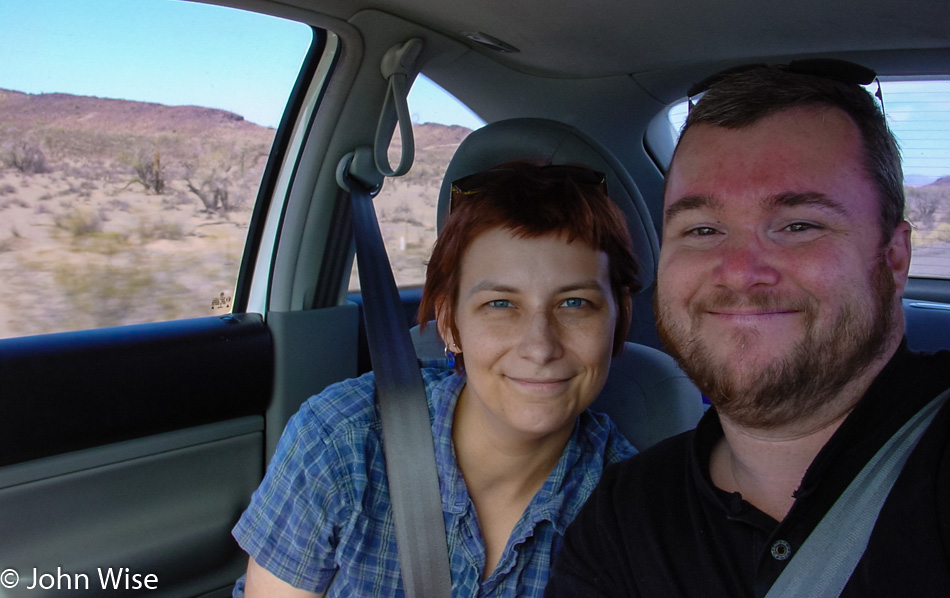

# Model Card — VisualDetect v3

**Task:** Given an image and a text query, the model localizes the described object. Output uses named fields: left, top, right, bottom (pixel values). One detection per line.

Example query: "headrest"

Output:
left=436, top=118, right=659, bottom=290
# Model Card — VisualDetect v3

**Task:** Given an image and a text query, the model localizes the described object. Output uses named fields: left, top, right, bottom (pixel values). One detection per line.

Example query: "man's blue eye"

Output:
left=562, top=298, right=586, bottom=308
left=488, top=299, right=511, bottom=308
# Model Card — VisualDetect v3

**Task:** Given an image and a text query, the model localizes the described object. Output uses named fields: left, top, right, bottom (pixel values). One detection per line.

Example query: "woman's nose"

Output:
left=517, top=312, right=564, bottom=364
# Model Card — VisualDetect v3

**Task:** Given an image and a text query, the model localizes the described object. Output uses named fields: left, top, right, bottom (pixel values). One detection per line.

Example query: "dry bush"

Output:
left=0, top=197, right=27, bottom=210
left=53, top=207, right=104, bottom=238
left=137, top=218, right=187, bottom=242
left=3, top=141, right=49, bottom=174
left=118, top=149, right=165, bottom=194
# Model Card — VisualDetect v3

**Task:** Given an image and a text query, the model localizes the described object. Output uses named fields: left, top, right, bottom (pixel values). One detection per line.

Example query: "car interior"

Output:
left=1, top=0, right=949, bottom=595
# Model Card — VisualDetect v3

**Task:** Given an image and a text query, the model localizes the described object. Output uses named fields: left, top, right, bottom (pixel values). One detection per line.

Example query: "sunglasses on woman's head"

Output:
left=450, top=164, right=607, bottom=197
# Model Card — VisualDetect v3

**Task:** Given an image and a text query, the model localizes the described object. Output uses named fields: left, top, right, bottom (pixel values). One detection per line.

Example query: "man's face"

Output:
left=657, top=106, right=911, bottom=429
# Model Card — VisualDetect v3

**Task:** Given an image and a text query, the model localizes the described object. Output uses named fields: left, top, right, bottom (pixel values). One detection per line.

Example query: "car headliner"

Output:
left=265, top=0, right=950, bottom=89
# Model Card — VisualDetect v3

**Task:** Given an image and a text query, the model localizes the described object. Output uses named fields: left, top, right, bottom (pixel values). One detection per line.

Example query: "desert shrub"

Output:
left=117, top=149, right=165, bottom=194
left=906, top=188, right=940, bottom=229
left=0, top=197, right=27, bottom=209
left=50, top=257, right=167, bottom=329
left=181, top=141, right=269, bottom=215
left=3, top=141, right=49, bottom=174
left=0, top=183, right=15, bottom=195
left=138, top=218, right=186, bottom=242
left=185, top=171, right=232, bottom=214
left=54, top=208, right=103, bottom=238
left=106, top=199, right=131, bottom=212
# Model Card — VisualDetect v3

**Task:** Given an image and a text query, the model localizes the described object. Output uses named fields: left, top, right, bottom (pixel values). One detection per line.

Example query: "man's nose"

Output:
left=518, top=312, right=564, bottom=364
left=712, top=235, right=780, bottom=291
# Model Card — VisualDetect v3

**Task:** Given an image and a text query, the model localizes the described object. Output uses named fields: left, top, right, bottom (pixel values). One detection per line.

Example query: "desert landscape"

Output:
left=1, top=87, right=948, bottom=340
left=0, top=88, right=469, bottom=339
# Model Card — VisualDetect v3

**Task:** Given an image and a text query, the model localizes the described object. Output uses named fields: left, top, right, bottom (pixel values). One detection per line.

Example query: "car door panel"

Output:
left=0, top=418, right=261, bottom=597
left=0, top=315, right=273, bottom=597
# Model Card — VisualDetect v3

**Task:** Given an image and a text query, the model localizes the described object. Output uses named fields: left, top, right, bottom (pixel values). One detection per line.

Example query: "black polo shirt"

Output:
left=546, top=342, right=950, bottom=597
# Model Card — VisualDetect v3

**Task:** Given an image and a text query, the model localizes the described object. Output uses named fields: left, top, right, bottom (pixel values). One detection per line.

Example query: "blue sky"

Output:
left=1, top=0, right=943, bottom=181
left=0, top=0, right=484, bottom=130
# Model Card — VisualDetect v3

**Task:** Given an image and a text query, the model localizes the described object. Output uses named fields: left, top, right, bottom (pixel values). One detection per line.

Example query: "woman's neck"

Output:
left=451, top=387, right=572, bottom=579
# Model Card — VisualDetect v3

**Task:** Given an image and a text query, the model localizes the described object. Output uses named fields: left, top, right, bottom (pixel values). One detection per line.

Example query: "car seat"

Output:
left=410, top=117, right=704, bottom=451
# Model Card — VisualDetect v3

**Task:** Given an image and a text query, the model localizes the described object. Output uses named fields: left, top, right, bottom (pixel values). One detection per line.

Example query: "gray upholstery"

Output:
left=437, top=118, right=659, bottom=291
left=415, top=117, right=704, bottom=450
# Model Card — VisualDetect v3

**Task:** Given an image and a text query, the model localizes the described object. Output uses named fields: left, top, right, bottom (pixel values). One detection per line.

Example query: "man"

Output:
left=545, top=62, right=950, bottom=597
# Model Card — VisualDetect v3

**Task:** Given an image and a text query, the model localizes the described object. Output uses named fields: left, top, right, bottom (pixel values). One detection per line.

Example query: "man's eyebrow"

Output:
left=769, top=191, right=849, bottom=216
left=664, top=195, right=721, bottom=221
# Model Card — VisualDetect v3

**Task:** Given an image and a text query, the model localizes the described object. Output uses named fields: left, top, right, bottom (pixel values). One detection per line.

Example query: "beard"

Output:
left=656, top=258, right=896, bottom=429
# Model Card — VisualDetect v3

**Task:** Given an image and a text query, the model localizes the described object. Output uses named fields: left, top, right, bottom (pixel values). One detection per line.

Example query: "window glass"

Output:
left=665, top=79, right=950, bottom=280
left=0, top=0, right=313, bottom=339
left=348, top=75, right=485, bottom=290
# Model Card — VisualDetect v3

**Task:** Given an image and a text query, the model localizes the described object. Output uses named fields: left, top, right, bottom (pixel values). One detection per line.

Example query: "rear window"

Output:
left=666, top=79, right=950, bottom=280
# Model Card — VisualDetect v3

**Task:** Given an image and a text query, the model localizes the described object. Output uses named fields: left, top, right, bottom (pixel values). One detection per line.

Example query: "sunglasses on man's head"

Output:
left=450, top=164, right=607, bottom=197
left=687, top=58, right=884, bottom=115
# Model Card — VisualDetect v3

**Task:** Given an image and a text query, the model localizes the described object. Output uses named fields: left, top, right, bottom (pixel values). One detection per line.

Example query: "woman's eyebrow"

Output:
left=556, top=281, right=609, bottom=294
left=466, top=281, right=518, bottom=298
left=466, top=280, right=607, bottom=298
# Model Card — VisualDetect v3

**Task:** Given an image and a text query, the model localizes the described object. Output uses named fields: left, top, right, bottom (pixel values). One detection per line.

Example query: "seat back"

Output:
left=415, top=117, right=704, bottom=450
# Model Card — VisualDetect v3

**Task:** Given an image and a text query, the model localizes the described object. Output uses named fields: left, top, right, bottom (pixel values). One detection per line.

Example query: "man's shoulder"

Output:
left=889, top=346, right=950, bottom=401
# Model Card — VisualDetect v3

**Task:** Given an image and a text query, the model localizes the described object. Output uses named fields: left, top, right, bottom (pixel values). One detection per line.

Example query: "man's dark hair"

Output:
left=677, top=65, right=904, bottom=241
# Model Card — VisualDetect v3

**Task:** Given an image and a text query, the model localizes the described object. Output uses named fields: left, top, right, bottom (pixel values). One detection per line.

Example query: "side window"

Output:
left=349, top=75, right=485, bottom=290
left=0, top=0, right=313, bottom=339
left=664, top=79, right=950, bottom=280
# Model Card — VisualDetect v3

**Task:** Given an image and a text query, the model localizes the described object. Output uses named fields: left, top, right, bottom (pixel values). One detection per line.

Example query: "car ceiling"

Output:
left=275, top=0, right=950, bottom=88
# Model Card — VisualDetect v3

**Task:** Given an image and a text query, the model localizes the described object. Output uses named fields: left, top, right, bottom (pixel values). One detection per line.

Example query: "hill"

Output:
left=0, top=89, right=470, bottom=337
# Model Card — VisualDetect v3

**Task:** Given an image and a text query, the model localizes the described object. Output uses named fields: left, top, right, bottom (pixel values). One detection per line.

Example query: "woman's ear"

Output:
left=435, top=301, right=457, bottom=351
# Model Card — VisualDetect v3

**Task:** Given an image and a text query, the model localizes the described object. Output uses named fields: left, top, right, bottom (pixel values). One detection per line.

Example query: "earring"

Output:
left=443, top=345, right=456, bottom=368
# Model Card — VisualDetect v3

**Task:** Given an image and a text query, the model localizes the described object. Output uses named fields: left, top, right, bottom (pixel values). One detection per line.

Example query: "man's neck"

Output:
left=709, top=347, right=898, bottom=521
left=710, top=409, right=848, bottom=521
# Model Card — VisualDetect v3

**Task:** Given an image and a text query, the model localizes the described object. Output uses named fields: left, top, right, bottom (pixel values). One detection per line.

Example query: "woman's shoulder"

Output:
left=294, top=365, right=457, bottom=440
left=578, top=409, right=638, bottom=463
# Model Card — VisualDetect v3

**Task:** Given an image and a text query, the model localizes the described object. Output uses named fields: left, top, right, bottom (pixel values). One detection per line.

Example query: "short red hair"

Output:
left=418, top=161, right=640, bottom=366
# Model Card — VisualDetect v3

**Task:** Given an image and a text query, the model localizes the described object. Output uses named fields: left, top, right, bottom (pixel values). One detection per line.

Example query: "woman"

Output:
left=232, top=161, right=640, bottom=597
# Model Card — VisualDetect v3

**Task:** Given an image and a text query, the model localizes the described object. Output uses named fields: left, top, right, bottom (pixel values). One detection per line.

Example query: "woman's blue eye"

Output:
left=562, top=298, right=586, bottom=308
left=488, top=299, right=511, bottom=308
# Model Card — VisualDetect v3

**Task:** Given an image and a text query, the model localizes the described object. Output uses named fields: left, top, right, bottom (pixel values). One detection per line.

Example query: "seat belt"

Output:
left=765, top=386, right=950, bottom=598
left=335, top=37, right=453, bottom=593
left=347, top=173, right=453, bottom=596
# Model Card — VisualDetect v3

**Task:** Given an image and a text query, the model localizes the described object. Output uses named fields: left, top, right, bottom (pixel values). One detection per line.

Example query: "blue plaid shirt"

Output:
left=232, top=363, right=636, bottom=597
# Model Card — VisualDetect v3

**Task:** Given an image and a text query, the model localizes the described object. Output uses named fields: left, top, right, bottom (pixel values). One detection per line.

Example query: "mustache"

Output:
left=690, top=290, right=815, bottom=315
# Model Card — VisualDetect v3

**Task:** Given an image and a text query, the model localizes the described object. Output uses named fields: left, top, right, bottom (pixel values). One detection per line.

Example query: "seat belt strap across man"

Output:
left=765, top=386, right=950, bottom=597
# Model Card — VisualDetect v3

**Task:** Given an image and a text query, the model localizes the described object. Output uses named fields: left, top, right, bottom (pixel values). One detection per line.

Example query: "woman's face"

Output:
left=440, top=227, right=618, bottom=443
